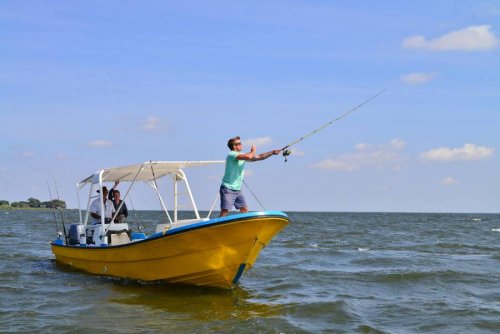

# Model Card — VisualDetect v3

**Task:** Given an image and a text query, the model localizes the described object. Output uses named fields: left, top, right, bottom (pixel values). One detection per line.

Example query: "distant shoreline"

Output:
left=0, top=205, right=53, bottom=211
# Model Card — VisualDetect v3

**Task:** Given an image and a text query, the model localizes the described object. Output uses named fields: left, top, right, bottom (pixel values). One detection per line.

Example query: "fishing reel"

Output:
left=282, top=149, right=292, bottom=162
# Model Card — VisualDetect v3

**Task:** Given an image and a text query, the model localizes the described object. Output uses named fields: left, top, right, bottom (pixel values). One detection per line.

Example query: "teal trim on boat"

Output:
left=232, top=263, right=247, bottom=284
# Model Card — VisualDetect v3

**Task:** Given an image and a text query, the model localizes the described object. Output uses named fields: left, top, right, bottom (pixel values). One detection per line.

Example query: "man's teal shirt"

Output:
left=222, top=151, right=246, bottom=191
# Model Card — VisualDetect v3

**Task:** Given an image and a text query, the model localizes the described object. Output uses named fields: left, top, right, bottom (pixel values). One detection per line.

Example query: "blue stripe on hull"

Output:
left=153, top=210, right=288, bottom=238
left=232, top=263, right=247, bottom=284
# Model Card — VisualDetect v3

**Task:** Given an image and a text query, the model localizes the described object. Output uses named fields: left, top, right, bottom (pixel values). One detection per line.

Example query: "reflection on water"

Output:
left=109, top=282, right=284, bottom=322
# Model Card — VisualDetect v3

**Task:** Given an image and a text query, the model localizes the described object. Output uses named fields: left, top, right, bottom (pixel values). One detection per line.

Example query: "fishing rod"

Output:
left=53, top=178, right=68, bottom=245
left=127, top=194, right=142, bottom=232
left=280, top=89, right=387, bottom=162
left=46, top=181, right=60, bottom=236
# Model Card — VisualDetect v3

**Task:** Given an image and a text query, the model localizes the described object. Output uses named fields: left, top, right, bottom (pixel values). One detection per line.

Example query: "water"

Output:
left=1, top=210, right=499, bottom=333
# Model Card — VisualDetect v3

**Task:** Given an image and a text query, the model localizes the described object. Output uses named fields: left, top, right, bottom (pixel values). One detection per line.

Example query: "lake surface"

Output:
left=1, top=210, right=499, bottom=333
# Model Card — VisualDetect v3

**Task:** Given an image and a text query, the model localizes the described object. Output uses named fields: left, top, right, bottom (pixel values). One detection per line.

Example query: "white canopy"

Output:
left=79, top=161, right=225, bottom=185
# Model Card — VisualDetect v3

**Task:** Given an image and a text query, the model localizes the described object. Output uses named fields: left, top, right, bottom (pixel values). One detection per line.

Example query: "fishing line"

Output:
left=243, top=180, right=266, bottom=211
left=127, top=194, right=142, bottom=231
left=280, top=88, right=387, bottom=162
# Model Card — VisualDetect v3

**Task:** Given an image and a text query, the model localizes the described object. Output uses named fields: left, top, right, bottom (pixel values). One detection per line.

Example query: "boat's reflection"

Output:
left=107, top=280, right=284, bottom=321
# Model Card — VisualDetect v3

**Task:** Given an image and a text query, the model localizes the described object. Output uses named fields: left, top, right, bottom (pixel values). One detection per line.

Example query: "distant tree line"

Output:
left=0, top=197, right=66, bottom=209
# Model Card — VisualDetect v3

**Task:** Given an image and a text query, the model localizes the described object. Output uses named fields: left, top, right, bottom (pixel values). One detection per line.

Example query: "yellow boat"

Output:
left=50, top=161, right=289, bottom=288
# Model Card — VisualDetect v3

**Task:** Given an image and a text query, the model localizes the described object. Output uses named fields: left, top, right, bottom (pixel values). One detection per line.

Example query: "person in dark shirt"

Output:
left=108, top=181, right=128, bottom=223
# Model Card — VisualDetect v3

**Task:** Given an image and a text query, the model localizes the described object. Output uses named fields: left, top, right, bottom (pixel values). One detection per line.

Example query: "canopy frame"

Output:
left=76, top=161, right=225, bottom=239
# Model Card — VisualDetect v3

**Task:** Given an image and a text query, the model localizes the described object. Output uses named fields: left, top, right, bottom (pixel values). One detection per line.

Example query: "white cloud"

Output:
left=402, top=25, right=499, bottom=51
left=419, top=143, right=494, bottom=162
left=20, top=151, right=34, bottom=158
left=288, top=148, right=305, bottom=157
left=141, top=116, right=168, bottom=133
left=57, top=153, right=69, bottom=161
left=311, top=159, right=359, bottom=172
left=355, top=138, right=406, bottom=151
left=354, top=143, right=373, bottom=151
left=312, top=138, right=407, bottom=172
left=388, top=138, right=406, bottom=150
left=86, top=140, right=114, bottom=148
left=440, top=176, right=459, bottom=185
left=243, top=136, right=272, bottom=147
left=401, top=72, right=436, bottom=85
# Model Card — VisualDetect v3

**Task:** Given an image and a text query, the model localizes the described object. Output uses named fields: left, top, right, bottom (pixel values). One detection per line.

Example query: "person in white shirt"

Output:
left=90, top=186, right=115, bottom=224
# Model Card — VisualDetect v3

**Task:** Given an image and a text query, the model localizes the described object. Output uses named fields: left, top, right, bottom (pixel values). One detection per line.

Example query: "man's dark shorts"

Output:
left=220, top=185, right=247, bottom=210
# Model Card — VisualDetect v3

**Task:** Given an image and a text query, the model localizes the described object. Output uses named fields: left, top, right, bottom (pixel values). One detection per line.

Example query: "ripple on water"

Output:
left=1, top=210, right=500, bottom=333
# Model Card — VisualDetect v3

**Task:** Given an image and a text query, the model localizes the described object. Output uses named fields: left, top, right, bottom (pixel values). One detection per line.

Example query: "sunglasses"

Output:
left=233, top=142, right=242, bottom=146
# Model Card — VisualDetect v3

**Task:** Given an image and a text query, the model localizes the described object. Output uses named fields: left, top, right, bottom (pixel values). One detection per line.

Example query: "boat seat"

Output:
left=106, top=228, right=131, bottom=245
left=110, top=231, right=131, bottom=245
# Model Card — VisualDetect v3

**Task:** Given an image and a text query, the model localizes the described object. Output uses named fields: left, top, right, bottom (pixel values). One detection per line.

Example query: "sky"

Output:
left=1, top=0, right=499, bottom=213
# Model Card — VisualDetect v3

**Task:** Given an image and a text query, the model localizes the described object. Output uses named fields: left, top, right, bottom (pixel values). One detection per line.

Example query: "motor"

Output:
left=68, top=224, right=85, bottom=245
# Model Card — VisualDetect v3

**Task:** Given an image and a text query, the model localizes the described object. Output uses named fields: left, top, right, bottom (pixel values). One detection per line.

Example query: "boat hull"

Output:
left=51, top=211, right=289, bottom=288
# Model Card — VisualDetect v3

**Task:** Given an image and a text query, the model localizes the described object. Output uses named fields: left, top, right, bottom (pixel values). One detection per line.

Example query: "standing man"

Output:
left=220, top=136, right=281, bottom=217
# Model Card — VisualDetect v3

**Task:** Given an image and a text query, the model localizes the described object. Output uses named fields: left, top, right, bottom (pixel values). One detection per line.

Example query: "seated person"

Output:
left=90, top=186, right=115, bottom=224
left=108, top=181, right=120, bottom=200
left=110, top=189, right=128, bottom=224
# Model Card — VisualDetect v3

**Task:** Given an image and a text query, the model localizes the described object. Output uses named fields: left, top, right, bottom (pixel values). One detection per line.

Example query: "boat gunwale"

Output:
left=51, top=210, right=289, bottom=250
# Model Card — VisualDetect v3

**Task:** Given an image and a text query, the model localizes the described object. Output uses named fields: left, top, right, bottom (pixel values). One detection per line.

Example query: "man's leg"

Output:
left=235, top=190, right=248, bottom=214
left=219, top=186, right=235, bottom=217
